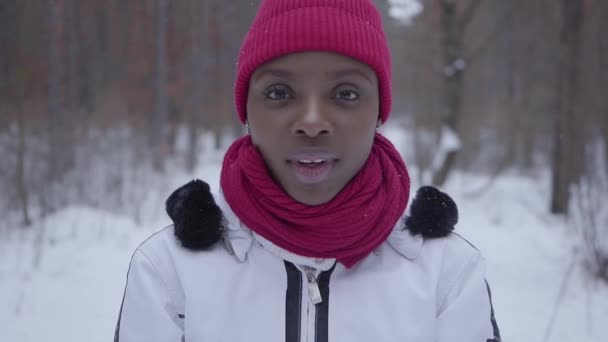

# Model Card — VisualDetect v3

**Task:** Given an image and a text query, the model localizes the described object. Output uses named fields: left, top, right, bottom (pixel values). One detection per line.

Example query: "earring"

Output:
left=245, top=122, right=250, bottom=135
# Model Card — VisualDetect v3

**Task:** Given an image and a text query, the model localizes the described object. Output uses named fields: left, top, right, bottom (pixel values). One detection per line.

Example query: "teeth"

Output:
left=299, top=159, right=325, bottom=164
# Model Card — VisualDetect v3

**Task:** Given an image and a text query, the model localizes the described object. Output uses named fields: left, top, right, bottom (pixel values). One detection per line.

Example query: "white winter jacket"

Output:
left=115, top=192, right=500, bottom=342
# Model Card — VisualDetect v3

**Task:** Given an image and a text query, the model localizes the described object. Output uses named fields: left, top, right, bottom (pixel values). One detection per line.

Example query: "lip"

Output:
left=287, top=151, right=338, bottom=162
left=287, top=151, right=338, bottom=184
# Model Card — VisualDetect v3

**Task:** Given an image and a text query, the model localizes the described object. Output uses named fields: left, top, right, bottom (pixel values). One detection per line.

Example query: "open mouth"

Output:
left=298, top=159, right=327, bottom=167
left=287, top=153, right=337, bottom=184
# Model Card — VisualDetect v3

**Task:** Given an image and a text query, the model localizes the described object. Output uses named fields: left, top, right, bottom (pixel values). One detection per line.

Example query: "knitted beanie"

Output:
left=234, top=0, right=392, bottom=124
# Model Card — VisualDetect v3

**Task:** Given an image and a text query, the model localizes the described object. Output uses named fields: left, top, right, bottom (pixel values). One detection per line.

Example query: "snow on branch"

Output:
left=389, top=0, right=423, bottom=26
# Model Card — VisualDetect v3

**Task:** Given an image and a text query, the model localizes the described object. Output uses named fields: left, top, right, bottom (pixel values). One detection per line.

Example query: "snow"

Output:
left=0, top=209, right=139, bottom=342
left=1, top=131, right=607, bottom=342
left=429, top=126, right=463, bottom=174
left=447, top=173, right=608, bottom=342
left=389, top=0, right=423, bottom=25
left=453, top=58, right=467, bottom=71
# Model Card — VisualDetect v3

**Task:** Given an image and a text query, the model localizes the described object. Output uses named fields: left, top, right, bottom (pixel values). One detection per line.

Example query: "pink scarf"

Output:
left=220, top=133, right=410, bottom=268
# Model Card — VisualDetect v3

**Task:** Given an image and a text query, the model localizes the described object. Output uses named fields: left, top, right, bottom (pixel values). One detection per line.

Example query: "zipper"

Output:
left=302, top=266, right=320, bottom=342
left=285, top=263, right=335, bottom=342
left=304, top=266, right=323, bottom=305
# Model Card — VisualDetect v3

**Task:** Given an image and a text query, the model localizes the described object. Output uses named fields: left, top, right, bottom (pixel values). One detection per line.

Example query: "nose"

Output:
left=292, top=97, right=332, bottom=138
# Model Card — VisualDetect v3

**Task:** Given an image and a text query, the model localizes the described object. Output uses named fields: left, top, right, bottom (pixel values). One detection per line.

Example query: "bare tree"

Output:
left=14, top=104, right=31, bottom=227
left=48, top=0, right=66, bottom=182
left=432, top=0, right=485, bottom=186
left=430, top=0, right=526, bottom=187
left=2, top=0, right=605, bottom=227
left=152, top=0, right=169, bottom=171
left=185, top=0, right=206, bottom=172
left=0, top=2, right=31, bottom=226
left=570, top=139, right=608, bottom=283
left=550, top=0, right=585, bottom=214
left=47, top=0, right=72, bottom=214
left=595, top=1, right=608, bottom=166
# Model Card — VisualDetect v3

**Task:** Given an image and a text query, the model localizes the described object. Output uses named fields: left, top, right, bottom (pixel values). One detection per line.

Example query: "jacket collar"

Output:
left=387, top=224, right=424, bottom=260
left=217, top=191, right=423, bottom=267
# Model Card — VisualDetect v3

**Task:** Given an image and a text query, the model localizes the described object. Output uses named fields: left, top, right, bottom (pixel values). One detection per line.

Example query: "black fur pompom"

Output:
left=166, top=179, right=224, bottom=250
left=404, top=186, right=458, bottom=238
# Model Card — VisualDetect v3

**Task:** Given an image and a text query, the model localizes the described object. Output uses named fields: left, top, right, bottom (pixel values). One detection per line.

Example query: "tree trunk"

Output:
left=66, top=0, right=78, bottom=117
left=432, top=0, right=488, bottom=187
left=597, top=5, right=608, bottom=166
left=16, top=110, right=31, bottom=227
left=186, top=0, right=205, bottom=172
left=207, top=0, right=224, bottom=150
left=432, top=1, right=465, bottom=187
left=152, top=0, right=168, bottom=171
left=48, top=0, right=72, bottom=209
left=550, top=0, right=584, bottom=215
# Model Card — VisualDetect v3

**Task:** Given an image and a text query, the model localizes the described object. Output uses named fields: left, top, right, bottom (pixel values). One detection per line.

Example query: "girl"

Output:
left=115, top=1, right=500, bottom=341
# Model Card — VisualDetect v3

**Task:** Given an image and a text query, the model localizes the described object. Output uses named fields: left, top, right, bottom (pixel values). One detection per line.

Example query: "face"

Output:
left=247, top=52, right=380, bottom=205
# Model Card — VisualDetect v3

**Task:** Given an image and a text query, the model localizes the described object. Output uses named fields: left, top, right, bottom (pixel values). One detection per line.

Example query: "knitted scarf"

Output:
left=220, top=133, right=410, bottom=268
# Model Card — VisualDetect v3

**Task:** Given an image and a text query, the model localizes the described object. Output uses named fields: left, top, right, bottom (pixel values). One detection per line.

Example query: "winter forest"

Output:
left=1, top=0, right=607, bottom=341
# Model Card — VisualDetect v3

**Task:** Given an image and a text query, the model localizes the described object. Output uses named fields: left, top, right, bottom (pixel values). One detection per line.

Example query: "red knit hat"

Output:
left=234, top=0, right=392, bottom=124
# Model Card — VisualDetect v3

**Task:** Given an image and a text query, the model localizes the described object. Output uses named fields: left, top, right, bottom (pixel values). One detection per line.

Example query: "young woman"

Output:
left=115, top=1, right=501, bottom=341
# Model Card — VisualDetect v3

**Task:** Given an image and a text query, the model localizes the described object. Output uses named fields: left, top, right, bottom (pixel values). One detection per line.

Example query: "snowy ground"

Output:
left=1, top=138, right=607, bottom=342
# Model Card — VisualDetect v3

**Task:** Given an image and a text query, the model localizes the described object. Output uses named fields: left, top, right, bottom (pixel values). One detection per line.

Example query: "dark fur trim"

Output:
left=405, top=186, right=458, bottom=238
left=166, top=181, right=457, bottom=250
left=166, top=179, right=224, bottom=250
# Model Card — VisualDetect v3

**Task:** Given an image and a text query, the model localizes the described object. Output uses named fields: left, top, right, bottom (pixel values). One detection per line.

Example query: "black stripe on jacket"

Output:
left=315, top=263, right=336, bottom=342
left=486, top=280, right=501, bottom=342
left=284, top=262, right=303, bottom=342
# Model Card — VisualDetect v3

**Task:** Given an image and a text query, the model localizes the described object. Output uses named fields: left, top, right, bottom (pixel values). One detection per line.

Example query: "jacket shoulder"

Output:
left=420, top=230, right=482, bottom=258
left=135, top=225, right=229, bottom=269
left=428, top=232, right=486, bottom=309
left=440, top=232, right=482, bottom=261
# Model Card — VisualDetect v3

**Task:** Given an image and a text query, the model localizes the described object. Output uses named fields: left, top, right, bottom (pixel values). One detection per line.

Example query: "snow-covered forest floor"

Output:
left=1, top=127, right=606, bottom=342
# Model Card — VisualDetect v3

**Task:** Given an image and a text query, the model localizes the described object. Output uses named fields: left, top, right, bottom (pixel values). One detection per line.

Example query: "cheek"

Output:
left=249, top=126, right=271, bottom=154
left=249, top=133, right=282, bottom=177
left=249, top=122, right=281, bottom=151
left=247, top=119, right=283, bottom=164
left=358, top=129, right=376, bottom=156
left=247, top=104, right=268, bottom=142
left=247, top=100, right=287, bottom=135
left=348, top=118, right=377, bottom=159
left=344, top=110, right=379, bottom=141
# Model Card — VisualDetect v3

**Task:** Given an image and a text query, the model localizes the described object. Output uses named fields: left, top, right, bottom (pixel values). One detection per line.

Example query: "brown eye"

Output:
left=333, top=90, right=359, bottom=101
left=264, top=85, right=293, bottom=101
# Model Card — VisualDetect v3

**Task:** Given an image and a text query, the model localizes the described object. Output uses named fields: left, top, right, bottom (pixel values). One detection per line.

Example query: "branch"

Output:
left=460, top=0, right=485, bottom=28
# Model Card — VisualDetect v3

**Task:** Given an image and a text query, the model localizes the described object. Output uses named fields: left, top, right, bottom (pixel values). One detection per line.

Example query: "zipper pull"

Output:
left=305, top=267, right=323, bottom=305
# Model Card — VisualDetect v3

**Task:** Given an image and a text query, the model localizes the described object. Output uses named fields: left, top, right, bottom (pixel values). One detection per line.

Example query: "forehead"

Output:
left=251, top=52, right=376, bottom=83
